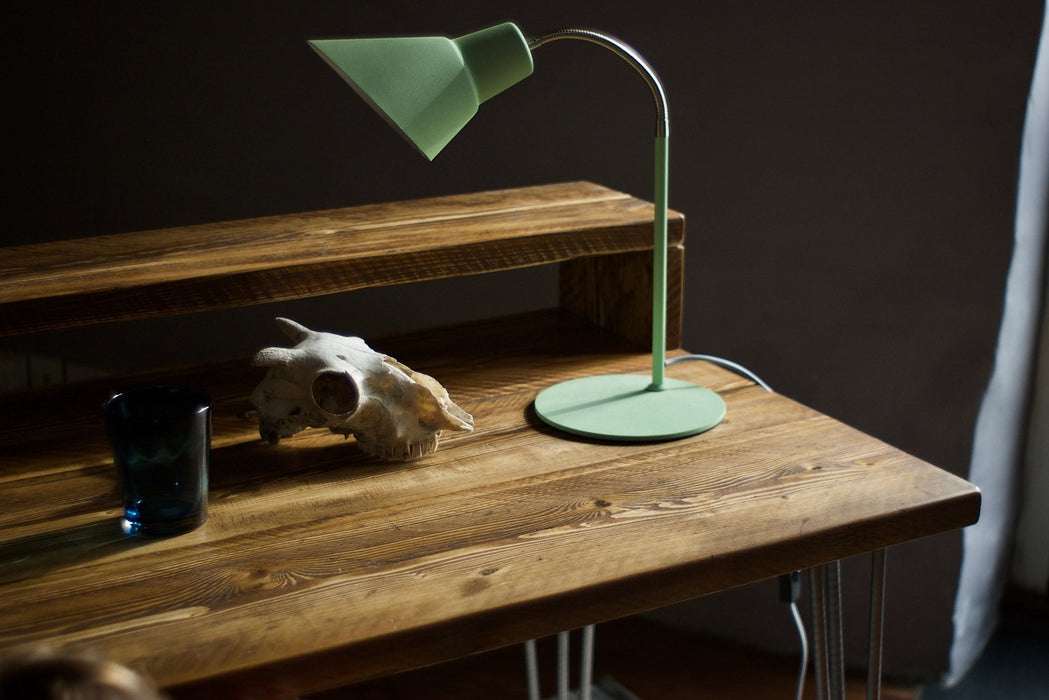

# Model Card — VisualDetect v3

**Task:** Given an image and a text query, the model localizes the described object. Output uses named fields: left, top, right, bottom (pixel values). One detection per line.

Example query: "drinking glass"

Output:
left=104, top=387, right=210, bottom=536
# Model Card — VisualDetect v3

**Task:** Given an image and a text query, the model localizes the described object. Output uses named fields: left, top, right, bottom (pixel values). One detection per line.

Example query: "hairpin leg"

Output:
left=810, top=568, right=829, bottom=700
left=557, top=630, right=571, bottom=700
left=524, top=625, right=600, bottom=700
left=811, top=561, right=846, bottom=700
left=580, top=624, right=596, bottom=700
left=525, top=639, right=541, bottom=700
left=867, top=549, right=887, bottom=700
left=824, top=560, right=846, bottom=700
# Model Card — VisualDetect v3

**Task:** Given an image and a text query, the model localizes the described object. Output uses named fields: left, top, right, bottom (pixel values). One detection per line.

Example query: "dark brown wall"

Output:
left=4, top=0, right=1043, bottom=679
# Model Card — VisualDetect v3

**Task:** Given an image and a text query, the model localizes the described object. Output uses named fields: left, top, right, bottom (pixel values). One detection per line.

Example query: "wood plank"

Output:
left=560, top=245, right=684, bottom=348
left=0, top=182, right=683, bottom=337
left=0, top=311, right=979, bottom=696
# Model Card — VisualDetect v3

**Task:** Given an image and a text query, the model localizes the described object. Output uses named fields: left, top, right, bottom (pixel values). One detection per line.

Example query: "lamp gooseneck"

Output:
left=527, top=29, right=668, bottom=139
left=528, top=29, right=670, bottom=390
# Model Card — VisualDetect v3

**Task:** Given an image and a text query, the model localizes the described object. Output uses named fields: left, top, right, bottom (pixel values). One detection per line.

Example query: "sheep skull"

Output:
left=250, top=318, right=473, bottom=460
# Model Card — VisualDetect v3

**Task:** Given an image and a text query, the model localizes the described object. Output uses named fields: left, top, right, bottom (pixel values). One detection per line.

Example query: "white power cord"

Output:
left=790, top=600, right=810, bottom=700
left=669, top=353, right=809, bottom=700
left=665, top=353, right=774, bottom=392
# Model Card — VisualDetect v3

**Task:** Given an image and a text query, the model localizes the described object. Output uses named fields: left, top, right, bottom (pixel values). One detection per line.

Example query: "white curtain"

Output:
left=1012, top=266, right=1049, bottom=591
left=948, top=1, right=1049, bottom=683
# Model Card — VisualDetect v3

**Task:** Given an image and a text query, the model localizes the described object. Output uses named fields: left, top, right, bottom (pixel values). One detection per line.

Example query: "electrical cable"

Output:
left=780, top=570, right=808, bottom=700
left=790, top=601, right=809, bottom=700
left=670, top=354, right=811, bottom=699
left=665, top=353, right=774, bottom=392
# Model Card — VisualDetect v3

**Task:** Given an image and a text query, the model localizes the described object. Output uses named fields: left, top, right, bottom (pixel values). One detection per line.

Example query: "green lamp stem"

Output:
left=528, top=29, right=670, bottom=389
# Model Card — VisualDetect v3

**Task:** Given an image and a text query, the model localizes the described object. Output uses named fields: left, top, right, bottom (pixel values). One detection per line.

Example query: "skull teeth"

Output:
left=355, top=435, right=440, bottom=461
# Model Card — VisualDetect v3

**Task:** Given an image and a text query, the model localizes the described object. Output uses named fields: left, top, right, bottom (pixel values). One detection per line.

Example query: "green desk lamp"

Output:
left=309, top=22, right=725, bottom=441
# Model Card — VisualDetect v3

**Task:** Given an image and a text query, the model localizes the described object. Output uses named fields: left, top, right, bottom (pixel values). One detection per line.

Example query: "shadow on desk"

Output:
left=207, top=433, right=460, bottom=493
left=0, top=519, right=145, bottom=585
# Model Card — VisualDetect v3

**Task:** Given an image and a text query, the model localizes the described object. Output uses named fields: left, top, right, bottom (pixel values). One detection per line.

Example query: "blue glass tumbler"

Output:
left=104, top=387, right=211, bottom=536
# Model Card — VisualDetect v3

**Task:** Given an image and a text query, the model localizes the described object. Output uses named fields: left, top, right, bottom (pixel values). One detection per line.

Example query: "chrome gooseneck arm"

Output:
left=529, top=28, right=672, bottom=388
left=528, top=29, right=669, bottom=139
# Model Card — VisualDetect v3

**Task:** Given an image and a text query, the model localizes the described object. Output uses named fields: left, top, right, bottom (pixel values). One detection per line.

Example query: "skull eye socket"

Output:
left=312, top=370, right=360, bottom=416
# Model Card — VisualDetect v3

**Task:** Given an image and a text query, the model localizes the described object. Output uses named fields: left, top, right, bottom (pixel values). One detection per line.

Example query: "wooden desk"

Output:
left=0, top=183, right=979, bottom=698
left=0, top=311, right=979, bottom=697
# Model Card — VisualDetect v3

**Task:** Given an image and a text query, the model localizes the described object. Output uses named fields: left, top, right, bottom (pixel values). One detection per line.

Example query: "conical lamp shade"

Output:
left=309, top=23, right=533, bottom=160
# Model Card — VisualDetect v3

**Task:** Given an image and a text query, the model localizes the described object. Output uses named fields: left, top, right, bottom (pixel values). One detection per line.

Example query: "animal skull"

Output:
left=250, top=318, right=473, bottom=460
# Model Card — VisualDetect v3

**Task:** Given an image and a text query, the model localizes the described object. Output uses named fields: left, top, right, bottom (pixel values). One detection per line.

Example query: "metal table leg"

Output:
left=580, top=624, right=596, bottom=700
left=525, top=625, right=604, bottom=700
left=867, top=549, right=887, bottom=700
left=825, top=560, right=846, bottom=699
left=811, top=561, right=846, bottom=700
left=810, top=568, right=829, bottom=700
left=557, top=630, right=571, bottom=700
left=525, top=638, right=541, bottom=700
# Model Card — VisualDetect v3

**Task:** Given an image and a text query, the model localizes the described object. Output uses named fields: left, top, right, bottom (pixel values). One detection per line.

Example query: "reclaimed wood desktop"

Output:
left=0, top=183, right=979, bottom=698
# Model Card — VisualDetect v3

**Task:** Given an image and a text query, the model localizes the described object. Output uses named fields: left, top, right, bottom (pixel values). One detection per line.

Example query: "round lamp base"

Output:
left=534, top=374, right=725, bottom=442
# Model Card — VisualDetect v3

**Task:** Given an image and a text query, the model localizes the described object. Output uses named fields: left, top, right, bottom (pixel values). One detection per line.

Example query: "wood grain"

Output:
left=0, top=182, right=683, bottom=337
left=0, top=310, right=979, bottom=697
left=560, top=245, right=684, bottom=349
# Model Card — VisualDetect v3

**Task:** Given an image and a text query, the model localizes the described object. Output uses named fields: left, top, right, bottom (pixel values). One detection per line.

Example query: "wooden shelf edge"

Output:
left=0, top=182, right=684, bottom=338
